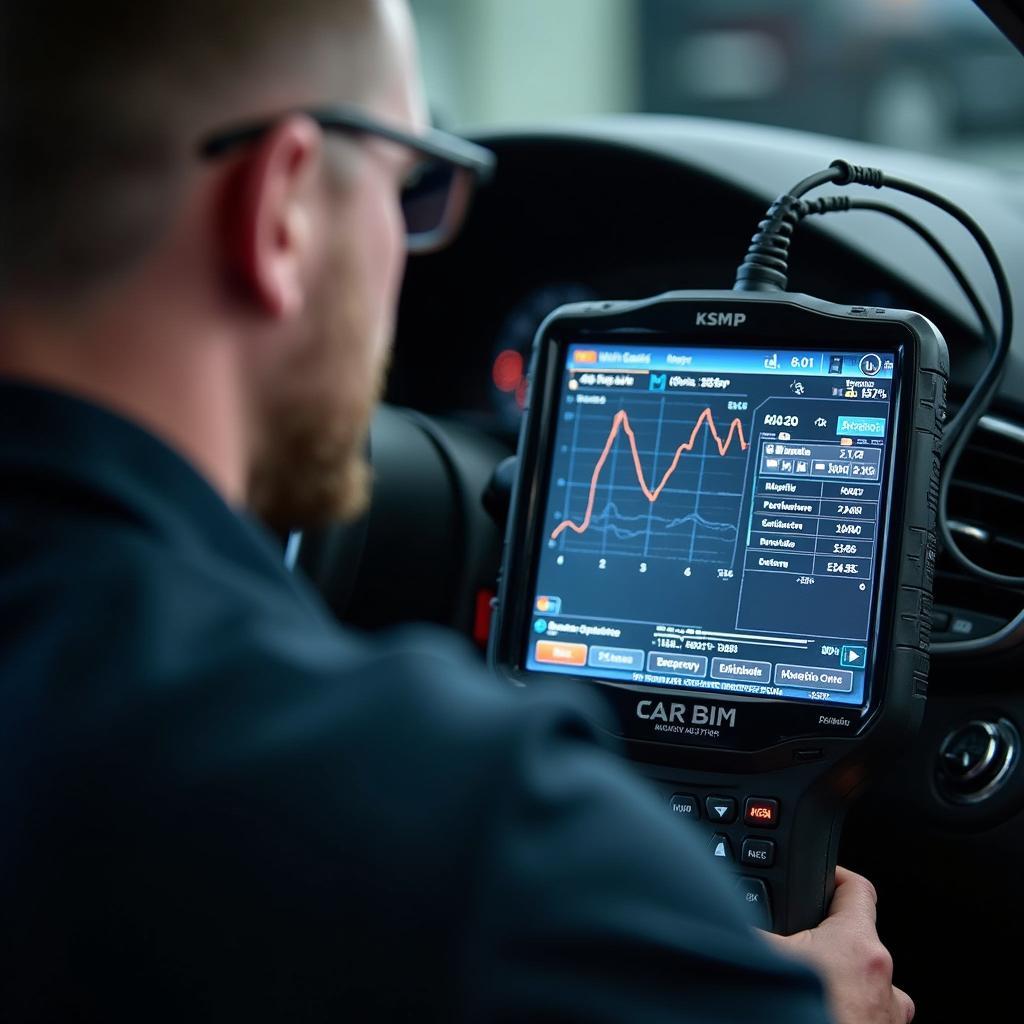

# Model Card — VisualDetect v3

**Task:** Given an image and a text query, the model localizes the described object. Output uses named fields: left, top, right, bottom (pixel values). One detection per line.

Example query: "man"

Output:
left=0, top=2, right=913, bottom=1021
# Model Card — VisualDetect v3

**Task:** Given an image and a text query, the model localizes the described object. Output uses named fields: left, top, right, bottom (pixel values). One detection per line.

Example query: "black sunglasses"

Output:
left=199, top=106, right=496, bottom=254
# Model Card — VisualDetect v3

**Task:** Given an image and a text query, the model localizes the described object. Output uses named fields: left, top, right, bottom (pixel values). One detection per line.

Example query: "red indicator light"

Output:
left=744, top=798, right=780, bottom=829
left=473, top=589, right=495, bottom=650
left=492, top=349, right=523, bottom=393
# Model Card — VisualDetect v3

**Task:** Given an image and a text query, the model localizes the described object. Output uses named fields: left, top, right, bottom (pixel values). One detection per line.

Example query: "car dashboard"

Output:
left=391, top=116, right=1024, bottom=636
left=366, top=116, right=1024, bottom=1018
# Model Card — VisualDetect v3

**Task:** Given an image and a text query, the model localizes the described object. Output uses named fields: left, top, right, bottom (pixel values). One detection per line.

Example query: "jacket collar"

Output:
left=0, top=379, right=305, bottom=593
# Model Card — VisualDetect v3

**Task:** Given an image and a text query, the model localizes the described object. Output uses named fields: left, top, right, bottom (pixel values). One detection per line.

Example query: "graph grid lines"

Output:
left=551, top=393, right=752, bottom=566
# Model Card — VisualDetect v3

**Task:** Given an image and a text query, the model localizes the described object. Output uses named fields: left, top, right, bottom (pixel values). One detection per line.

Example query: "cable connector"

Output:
left=732, top=156, right=1017, bottom=588
left=828, top=160, right=885, bottom=188
left=733, top=193, right=804, bottom=292
left=798, top=195, right=853, bottom=217
left=733, top=164, right=847, bottom=291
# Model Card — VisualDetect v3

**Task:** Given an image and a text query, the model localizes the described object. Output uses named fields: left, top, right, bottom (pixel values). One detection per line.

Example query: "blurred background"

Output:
left=411, top=0, right=1024, bottom=169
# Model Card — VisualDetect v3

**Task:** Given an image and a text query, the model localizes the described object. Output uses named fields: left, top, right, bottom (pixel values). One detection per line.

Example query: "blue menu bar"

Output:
left=568, top=344, right=895, bottom=380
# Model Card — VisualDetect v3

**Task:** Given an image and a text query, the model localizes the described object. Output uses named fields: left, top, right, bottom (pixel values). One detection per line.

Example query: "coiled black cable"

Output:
left=735, top=160, right=1020, bottom=587
left=797, top=193, right=998, bottom=448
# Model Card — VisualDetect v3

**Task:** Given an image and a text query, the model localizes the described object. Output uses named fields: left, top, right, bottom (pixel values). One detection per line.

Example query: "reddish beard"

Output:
left=247, top=387, right=376, bottom=532
left=248, top=260, right=392, bottom=532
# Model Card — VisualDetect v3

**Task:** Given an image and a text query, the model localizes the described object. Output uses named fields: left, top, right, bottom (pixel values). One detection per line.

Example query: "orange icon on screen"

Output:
left=840, top=437, right=853, bottom=447
left=574, top=350, right=598, bottom=364
left=535, top=641, right=588, bottom=667
left=536, top=596, right=551, bottom=612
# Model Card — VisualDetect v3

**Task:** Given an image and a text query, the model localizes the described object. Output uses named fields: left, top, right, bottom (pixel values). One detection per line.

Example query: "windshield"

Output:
left=412, top=0, right=1024, bottom=169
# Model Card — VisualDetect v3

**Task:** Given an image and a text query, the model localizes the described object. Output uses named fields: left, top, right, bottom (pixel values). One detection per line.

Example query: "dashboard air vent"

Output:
left=933, top=416, right=1024, bottom=643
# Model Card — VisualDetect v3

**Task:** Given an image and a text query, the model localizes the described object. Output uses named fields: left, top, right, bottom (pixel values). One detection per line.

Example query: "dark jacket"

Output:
left=0, top=382, right=828, bottom=1022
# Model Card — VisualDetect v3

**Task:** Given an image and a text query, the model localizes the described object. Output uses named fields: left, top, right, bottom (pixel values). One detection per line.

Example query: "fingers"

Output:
left=757, top=927, right=799, bottom=953
left=760, top=867, right=879, bottom=939
left=834, top=865, right=878, bottom=904
left=765, top=869, right=912, bottom=1024
left=895, top=985, right=915, bottom=1023
left=828, top=866, right=878, bottom=925
left=832, top=871, right=915, bottom=1024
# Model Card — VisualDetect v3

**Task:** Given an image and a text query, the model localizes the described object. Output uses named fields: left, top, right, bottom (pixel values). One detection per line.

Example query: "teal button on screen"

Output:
left=836, top=416, right=886, bottom=437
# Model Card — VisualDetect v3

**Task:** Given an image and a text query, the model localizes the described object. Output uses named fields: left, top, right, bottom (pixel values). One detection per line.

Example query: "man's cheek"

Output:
left=364, top=181, right=405, bottom=308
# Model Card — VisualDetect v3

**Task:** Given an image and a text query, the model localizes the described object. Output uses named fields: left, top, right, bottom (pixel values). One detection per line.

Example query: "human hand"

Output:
left=763, top=867, right=913, bottom=1024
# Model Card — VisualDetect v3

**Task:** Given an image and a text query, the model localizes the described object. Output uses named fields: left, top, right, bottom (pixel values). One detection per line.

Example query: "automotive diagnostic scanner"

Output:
left=490, top=291, right=947, bottom=934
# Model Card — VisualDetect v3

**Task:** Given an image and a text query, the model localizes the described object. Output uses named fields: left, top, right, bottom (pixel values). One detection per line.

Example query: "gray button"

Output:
left=587, top=646, right=645, bottom=671
left=711, top=658, right=773, bottom=684
left=736, top=877, right=773, bottom=930
left=646, top=652, right=708, bottom=677
left=706, top=796, right=738, bottom=823
left=773, top=664, right=854, bottom=693
left=741, top=838, right=776, bottom=868
left=670, top=794, right=700, bottom=819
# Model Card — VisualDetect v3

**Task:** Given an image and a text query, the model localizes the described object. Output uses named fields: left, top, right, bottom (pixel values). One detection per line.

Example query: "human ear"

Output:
left=226, top=114, right=323, bottom=319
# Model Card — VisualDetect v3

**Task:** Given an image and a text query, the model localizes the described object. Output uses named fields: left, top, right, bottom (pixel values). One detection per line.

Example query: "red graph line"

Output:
left=551, top=408, right=749, bottom=540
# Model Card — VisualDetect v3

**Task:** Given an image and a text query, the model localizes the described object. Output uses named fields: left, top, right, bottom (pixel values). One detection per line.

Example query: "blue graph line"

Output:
left=586, top=501, right=738, bottom=541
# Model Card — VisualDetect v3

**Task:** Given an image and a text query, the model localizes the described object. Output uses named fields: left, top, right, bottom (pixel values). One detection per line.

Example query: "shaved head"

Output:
left=0, top=0, right=428, bottom=532
left=0, top=0, right=391, bottom=303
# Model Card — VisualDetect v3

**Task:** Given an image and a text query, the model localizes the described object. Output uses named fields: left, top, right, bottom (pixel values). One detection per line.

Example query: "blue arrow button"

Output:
left=840, top=645, right=867, bottom=669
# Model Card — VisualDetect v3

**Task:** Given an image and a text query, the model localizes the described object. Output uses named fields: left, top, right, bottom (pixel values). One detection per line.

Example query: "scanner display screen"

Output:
left=524, top=342, right=901, bottom=709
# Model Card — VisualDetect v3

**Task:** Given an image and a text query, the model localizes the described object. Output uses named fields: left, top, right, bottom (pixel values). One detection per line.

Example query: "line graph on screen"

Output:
left=549, top=395, right=752, bottom=565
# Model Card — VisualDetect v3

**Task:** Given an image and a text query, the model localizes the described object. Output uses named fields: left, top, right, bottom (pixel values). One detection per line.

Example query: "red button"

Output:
left=744, top=797, right=780, bottom=829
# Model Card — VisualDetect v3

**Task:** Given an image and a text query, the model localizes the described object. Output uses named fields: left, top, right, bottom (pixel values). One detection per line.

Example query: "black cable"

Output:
left=790, top=166, right=848, bottom=198
left=735, top=160, right=1021, bottom=587
left=733, top=167, right=845, bottom=292
left=829, top=162, right=1014, bottom=463
left=827, top=162, right=1019, bottom=587
left=798, top=194, right=998, bottom=450
left=847, top=200, right=996, bottom=360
